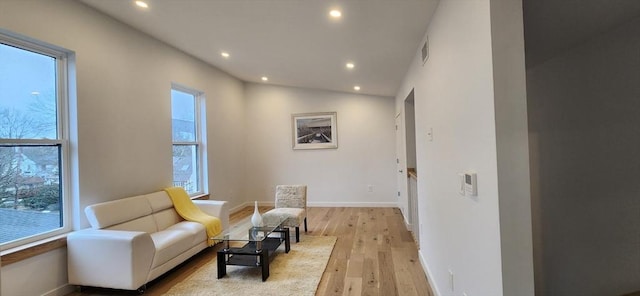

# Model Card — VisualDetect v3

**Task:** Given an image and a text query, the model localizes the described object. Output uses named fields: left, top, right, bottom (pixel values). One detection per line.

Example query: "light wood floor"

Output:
left=69, top=207, right=434, bottom=296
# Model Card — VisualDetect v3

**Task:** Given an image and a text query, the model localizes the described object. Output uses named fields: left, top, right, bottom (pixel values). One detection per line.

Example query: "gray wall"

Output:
left=527, top=16, right=640, bottom=296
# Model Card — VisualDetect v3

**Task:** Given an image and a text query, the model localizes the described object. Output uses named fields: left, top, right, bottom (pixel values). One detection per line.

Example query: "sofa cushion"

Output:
left=149, top=221, right=205, bottom=268
left=145, top=191, right=174, bottom=212
left=85, top=195, right=153, bottom=229
left=153, top=208, right=184, bottom=231
left=166, top=221, right=207, bottom=246
left=145, top=191, right=188, bottom=231
left=106, top=215, right=158, bottom=233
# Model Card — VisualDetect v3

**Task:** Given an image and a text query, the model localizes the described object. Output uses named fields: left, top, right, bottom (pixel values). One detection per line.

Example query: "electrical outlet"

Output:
left=427, top=127, right=434, bottom=141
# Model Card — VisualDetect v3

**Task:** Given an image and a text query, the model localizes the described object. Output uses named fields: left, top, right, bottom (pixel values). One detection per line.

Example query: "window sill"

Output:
left=192, top=193, right=210, bottom=200
left=1, top=234, right=68, bottom=266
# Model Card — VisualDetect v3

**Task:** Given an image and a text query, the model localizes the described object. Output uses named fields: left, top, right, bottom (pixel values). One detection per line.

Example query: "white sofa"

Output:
left=67, top=191, right=229, bottom=292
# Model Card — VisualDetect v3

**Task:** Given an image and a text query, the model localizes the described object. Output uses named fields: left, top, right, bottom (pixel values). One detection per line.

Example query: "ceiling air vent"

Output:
left=421, top=37, right=429, bottom=65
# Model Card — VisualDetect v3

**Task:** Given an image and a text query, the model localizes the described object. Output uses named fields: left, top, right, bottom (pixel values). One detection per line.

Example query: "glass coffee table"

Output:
left=213, top=218, right=290, bottom=281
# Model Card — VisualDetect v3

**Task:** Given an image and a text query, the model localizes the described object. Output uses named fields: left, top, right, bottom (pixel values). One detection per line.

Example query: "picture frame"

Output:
left=292, top=112, right=338, bottom=150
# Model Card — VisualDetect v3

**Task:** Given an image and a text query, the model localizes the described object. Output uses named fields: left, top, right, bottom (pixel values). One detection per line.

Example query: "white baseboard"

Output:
left=230, top=201, right=398, bottom=213
left=229, top=201, right=275, bottom=214
left=308, top=201, right=398, bottom=207
left=419, top=251, right=442, bottom=296
left=228, top=203, right=245, bottom=214
left=43, top=284, right=76, bottom=296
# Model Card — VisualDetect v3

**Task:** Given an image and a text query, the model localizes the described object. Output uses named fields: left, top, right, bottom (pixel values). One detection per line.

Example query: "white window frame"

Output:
left=0, top=31, right=73, bottom=250
left=171, top=84, right=207, bottom=196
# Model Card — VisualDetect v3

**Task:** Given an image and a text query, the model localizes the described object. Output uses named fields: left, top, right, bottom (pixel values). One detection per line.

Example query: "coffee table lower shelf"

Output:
left=217, top=229, right=290, bottom=281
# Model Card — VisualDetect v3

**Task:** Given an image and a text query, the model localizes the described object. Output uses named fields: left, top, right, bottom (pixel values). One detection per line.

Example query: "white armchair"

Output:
left=262, top=185, right=307, bottom=242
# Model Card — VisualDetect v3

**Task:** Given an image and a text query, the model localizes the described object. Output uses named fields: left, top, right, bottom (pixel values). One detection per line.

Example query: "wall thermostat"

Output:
left=464, top=172, right=477, bottom=196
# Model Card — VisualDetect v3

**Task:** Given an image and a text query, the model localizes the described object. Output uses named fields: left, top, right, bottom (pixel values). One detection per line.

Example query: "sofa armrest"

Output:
left=67, top=229, right=155, bottom=290
left=193, top=199, right=229, bottom=230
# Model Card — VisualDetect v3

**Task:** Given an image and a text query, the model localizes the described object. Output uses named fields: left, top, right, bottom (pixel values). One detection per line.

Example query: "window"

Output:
left=0, top=32, right=72, bottom=248
left=171, top=86, right=206, bottom=196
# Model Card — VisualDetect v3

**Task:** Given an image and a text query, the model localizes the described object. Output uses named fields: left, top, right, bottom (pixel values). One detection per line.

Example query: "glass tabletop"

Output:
left=212, top=217, right=285, bottom=243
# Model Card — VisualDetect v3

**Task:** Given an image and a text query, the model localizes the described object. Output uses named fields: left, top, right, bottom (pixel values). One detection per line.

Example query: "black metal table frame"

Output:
left=217, top=227, right=290, bottom=281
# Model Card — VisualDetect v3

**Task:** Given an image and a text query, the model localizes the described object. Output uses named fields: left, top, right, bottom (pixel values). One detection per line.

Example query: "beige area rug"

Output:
left=163, top=235, right=337, bottom=296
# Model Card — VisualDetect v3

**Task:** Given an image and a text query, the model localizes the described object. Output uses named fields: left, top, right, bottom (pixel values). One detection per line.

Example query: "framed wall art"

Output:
left=292, top=112, right=338, bottom=150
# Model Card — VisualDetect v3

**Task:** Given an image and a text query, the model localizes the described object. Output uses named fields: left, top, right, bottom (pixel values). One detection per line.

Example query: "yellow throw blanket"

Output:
left=164, top=187, right=222, bottom=247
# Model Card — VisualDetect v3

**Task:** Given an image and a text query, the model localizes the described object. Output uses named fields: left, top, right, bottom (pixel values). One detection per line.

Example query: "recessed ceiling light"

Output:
left=329, top=10, right=342, bottom=18
left=354, top=86, right=361, bottom=91
left=135, top=1, right=148, bottom=8
left=261, top=76, right=268, bottom=81
left=221, top=52, right=230, bottom=58
left=346, top=62, right=355, bottom=69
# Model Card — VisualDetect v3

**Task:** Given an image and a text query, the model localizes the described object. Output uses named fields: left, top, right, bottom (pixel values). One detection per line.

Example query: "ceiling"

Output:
left=523, top=0, right=640, bottom=67
left=80, top=0, right=438, bottom=97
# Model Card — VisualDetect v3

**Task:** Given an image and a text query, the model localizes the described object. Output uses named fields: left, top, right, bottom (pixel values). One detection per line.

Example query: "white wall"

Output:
left=0, top=1, right=245, bottom=295
left=244, top=83, right=397, bottom=206
left=395, top=0, right=532, bottom=295
left=527, top=16, right=640, bottom=296
left=2, top=249, right=68, bottom=296
left=489, top=0, right=534, bottom=294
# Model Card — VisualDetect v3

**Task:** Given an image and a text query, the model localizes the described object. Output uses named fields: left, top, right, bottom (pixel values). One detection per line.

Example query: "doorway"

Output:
left=404, top=90, right=419, bottom=245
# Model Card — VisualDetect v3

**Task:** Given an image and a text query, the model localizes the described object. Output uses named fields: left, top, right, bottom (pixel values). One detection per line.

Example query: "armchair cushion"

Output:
left=263, top=208, right=305, bottom=228
left=275, top=185, right=307, bottom=210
